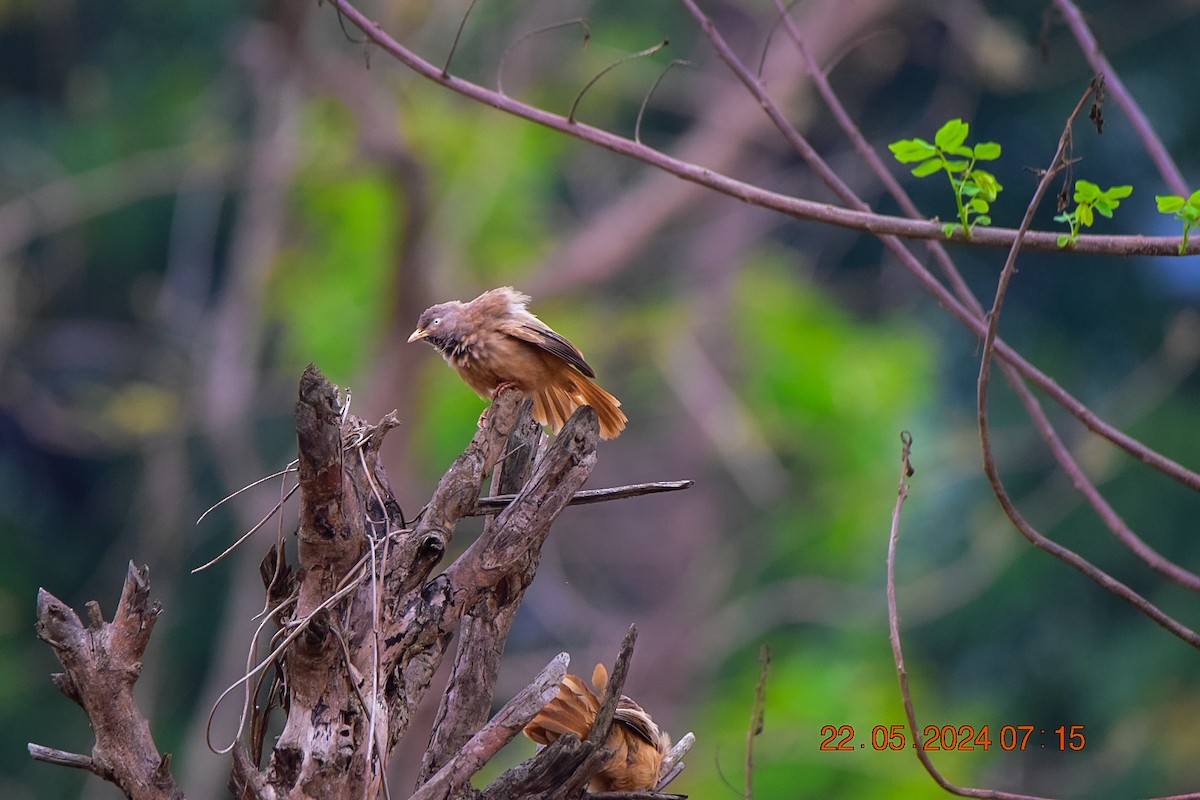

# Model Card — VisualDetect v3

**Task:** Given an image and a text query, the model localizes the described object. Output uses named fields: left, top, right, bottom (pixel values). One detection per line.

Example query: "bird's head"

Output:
left=408, top=301, right=467, bottom=351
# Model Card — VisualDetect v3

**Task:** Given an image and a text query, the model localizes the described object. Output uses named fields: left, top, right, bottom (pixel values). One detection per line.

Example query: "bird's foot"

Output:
left=491, top=381, right=519, bottom=398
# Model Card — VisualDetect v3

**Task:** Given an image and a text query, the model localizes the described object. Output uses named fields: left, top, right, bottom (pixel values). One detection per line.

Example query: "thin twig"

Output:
left=767, top=0, right=1200, bottom=592
left=498, top=18, right=590, bottom=96
left=357, top=442, right=393, bottom=798
left=27, top=744, right=97, bottom=773
left=468, top=479, right=693, bottom=515
left=744, top=644, right=769, bottom=800
left=191, top=482, right=300, bottom=573
left=1052, top=0, right=1188, bottom=196
left=976, top=83, right=1200, bottom=649
left=635, top=59, right=690, bottom=145
left=655, top=732, right=695, bottom=791
left=886, top=434, right=1052, bottom=799
left=205, top=551, right=372, bottom=754
left=569, top=39, right=670, bottom=124
left=195, top=462, right=298, bottom=525
left=321, top=0, right=1200, bottom=256
left=442, top=0, right=481, bottom=76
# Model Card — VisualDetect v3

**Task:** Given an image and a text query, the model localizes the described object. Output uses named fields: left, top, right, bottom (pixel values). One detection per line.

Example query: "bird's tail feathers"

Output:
left=524, top=674, right=601, bottom=745
left=532, top=377, right=627, bottom=439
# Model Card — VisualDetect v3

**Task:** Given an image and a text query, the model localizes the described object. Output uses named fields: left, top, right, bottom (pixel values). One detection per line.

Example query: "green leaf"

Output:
left=973, top=171, right=1002, bottom=199
left=888, top=138, right=937, bottom=163
left=911, top=158, right=943, bottom=177
left=974, top=215, right=991, bottom=226
left=1074, top=180, right=1101, bottom=202
left=1156, top=195, right=1185, bottom=213
left=946, top=144, right=975, bottom=158
left=973, top=141, right=1002, bottom=160
left=1078, top=204, right=1095, bottom=227
left=942, top=222, right=959, bottom=238
left=1057, top=234, right=1072, bottom=248
left=942, top=160, right=969, bottom=172
left=934, top=119, right=968, bottom=152
left=1104, top=185, right=1133, bottom=200
left=969, top=197, right=990, bottom=213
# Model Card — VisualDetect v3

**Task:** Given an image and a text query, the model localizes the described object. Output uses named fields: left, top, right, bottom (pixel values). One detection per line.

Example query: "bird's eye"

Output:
left=432, top=318, right=442, bottom=326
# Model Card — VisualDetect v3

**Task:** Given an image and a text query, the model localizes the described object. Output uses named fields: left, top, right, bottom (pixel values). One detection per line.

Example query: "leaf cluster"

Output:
left=1054, top=180, right=1133, bottom=248
left=889, top=119, right=1002, bottom=238
left=1155, top=190, right=1200, bottom=254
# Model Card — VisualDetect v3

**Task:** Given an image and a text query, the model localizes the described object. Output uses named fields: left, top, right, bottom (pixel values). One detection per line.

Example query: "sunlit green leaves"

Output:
left=889, top=119, right=1002, bottom=238
left=1155, top=189, right=1200, bottom=254
left=1054, top=180, right=1132, bottom=248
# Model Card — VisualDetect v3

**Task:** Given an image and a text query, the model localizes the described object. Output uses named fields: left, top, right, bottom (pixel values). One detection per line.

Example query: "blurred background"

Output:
left=2, top=0, right=1200, bottom=797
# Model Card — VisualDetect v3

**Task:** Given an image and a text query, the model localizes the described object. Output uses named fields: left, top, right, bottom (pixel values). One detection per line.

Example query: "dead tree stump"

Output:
left=31, top=364, right=690, bottom=800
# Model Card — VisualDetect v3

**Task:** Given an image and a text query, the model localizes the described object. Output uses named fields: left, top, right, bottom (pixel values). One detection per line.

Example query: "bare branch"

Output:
left=418, top=399, right=543, bottom=784
left=887, top=434, right=1054, bottom=800
left=321, top=0, right=1199, bottom=257
left=468, top=479, right=693, bottom=516
left=678, top=0, right=1200, bottom=499
left=26, top=744, right=97, bottom=773
left=976, top=85, right=1200, bottom=648
left=1052, top=0, right=1189, bottom=196
left=655, top=732, right=696, bottom=792
left=768, top=0, right=1200, bottom=592
left=33, top=563, right=186, bottom=800
left=412, top=653, right=570, bottom=800
left=744, top=644, right=769, bottom=800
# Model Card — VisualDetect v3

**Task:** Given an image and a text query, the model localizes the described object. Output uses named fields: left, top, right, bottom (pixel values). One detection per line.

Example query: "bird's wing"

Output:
left=615, top=698, right=664, bottom=748
left=500, top=315, right=597, bottom=378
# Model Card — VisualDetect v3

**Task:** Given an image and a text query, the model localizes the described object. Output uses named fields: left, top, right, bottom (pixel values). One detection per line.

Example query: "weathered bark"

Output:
left=418, top=398, right=543, bottom=784
left=30, top=563, right=186, bottom=800
left=31, top=365, right=690, bottom=799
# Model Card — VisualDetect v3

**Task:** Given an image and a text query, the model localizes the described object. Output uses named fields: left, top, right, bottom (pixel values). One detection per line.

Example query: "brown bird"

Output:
left=407, top=287, right=627, bottom=439
left=524, top=663, right=670, bottom=792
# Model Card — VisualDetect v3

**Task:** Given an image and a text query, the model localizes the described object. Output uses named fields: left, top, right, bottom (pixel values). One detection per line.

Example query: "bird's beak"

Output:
left=407, top=328, right=428, bottom=343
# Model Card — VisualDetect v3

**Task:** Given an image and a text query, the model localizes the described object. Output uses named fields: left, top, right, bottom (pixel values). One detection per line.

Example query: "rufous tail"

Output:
left=524, top=664, right=668, bottom=792
left=523, top=673, right=600, bottom=745
left=533, top=376, right=627, bottom=439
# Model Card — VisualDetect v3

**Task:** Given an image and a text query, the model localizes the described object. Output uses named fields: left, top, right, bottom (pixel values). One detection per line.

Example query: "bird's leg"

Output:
left=478, top=382, right=521, bottom=429
left=491, top=381, right=520, bottom=398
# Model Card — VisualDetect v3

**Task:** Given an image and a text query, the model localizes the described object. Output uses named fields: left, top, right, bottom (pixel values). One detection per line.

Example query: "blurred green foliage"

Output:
left=2, top=2, right=1200, bottom=799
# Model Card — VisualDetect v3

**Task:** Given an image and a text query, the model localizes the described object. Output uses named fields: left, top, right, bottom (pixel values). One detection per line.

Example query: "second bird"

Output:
left=408, top=286, right=627, bottom=439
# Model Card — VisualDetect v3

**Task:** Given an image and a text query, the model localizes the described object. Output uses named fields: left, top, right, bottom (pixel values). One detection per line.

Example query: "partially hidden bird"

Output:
left=407, top=287, right=627, bottom=439
left=524, top=662, right=670, bottom=792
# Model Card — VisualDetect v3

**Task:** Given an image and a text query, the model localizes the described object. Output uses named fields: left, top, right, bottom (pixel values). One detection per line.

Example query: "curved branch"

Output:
left=977, top=86, right=1200, bottom=649
left=888, top=436, right=1057, bottom=800
left=325, top=0, right=1200, bottom=498
left=767, top=0, right=1200, bottom=590
left=676, top=0, right=1200, bottom=495
left=323, top=0, right=1196, bottom=256
left=1053, top=0, right=1189, bottom=196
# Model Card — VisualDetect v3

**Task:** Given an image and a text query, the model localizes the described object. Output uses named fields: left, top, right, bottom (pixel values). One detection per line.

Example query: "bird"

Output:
left=523, top=662, right=670, bottom=792
left=407, top=287, right=627, bottom=439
